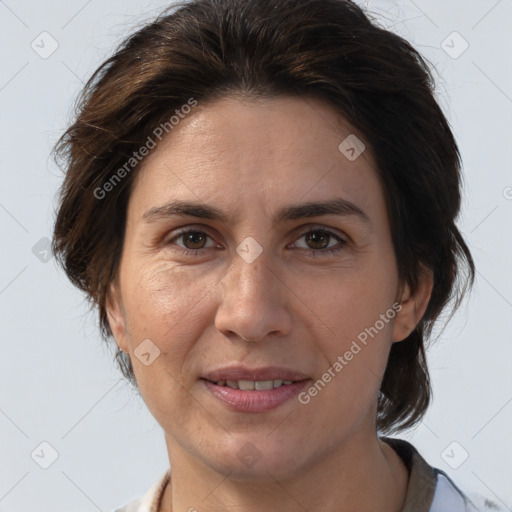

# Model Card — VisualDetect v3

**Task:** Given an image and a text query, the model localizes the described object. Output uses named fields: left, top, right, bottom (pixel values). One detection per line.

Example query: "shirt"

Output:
left=114, top=437, right=506, bottom=512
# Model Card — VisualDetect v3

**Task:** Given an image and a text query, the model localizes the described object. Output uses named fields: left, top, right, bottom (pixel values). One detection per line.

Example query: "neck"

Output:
left=159, top=430, right=409, bottom=512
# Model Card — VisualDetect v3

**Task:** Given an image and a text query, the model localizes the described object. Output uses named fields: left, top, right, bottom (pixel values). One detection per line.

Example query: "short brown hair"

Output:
left=52, top=0, right=475, bottom=434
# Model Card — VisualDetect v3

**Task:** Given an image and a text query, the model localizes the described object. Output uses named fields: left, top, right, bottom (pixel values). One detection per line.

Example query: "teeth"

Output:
left=238, top=380, right=255, bottom=391
left=215, top=379, right=295, bottom=390
left=255, top=380, right=274, bottom=390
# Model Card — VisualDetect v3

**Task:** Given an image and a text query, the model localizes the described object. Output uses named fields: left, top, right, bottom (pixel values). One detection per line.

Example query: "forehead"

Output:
left=129, top=95, right=384, bottom=224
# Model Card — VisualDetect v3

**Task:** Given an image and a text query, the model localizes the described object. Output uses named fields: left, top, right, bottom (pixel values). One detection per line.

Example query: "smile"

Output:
left=206, top=379, right=295, bottom=390
left=201, top=378, right=311, bottom=412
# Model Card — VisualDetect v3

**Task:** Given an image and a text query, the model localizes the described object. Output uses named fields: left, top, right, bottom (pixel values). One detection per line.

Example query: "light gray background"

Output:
left=1, top=0, right=511, bottom=510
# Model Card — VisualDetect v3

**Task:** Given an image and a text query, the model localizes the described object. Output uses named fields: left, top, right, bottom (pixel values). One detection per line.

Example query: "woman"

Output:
left=51, top=0, right=504, bottom=510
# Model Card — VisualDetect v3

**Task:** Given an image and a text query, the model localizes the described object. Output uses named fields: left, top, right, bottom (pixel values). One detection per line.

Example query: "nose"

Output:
left=214, top=248, right=293, bottom=342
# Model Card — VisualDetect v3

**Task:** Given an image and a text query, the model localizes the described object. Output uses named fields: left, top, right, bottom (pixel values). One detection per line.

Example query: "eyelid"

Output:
left=293, top=223, right=347, bottom=238
left=166, top=225, right=219, bottom=249
left=164, top=223, right=349, bottom=256
left=289, top=225, right=347, bottom=249
left=166, top=223, right=347, bottom=241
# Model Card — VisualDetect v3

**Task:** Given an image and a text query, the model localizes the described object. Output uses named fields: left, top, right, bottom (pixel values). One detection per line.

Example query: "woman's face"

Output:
left=107, top=95, right=429, bottom=479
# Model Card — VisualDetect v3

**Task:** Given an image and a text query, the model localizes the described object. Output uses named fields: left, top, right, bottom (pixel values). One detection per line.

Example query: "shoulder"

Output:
left=114, top=497, right=142, bottom=512
left=113, top=469, right=170, bottom=512
left=431, top=471, right=507, bottom=512
left=380, top=437, right=509, bottom=512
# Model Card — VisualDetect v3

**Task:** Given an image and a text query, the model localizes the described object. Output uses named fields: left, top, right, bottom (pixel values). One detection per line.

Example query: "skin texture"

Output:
left=107, top=95, right=433, bottom=512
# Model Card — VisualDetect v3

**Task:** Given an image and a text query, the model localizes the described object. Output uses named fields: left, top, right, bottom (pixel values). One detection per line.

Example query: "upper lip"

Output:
left=202, top=365, right=310, bottom=382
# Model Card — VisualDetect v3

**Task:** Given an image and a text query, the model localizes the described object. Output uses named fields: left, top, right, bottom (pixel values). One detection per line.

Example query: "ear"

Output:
left=392, top=268, right=434, bottom=343
left=105, top=281, right=130, bottom=353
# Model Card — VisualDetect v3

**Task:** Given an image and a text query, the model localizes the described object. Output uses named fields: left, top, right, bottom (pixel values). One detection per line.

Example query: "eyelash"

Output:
left=166, top=227, right=347, bottom=257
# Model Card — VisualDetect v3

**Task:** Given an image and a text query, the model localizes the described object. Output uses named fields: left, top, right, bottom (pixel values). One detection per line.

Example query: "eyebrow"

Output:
left=142, top=198, right=371, bottom=226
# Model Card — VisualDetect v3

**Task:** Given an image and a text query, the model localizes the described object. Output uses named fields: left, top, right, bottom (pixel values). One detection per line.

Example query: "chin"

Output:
left=201, top=436, right=309, bottom=482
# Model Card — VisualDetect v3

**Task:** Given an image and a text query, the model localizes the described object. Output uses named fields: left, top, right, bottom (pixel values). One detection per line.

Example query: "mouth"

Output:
left=202, top=365, right=310, bottom=383
left=200, top=366, right=311, bottom=412
left=202, top=378, right=300, bottom=390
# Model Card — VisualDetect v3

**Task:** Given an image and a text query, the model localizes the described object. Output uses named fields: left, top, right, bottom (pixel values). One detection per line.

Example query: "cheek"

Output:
left=119, top=259, right=221, bottom=401
left=319, top=263, right=398, bottom=345
left=306, top=317, right=395, bottom=435
left=310, top=259, right=398, bottom=407
left=122, top=258, right=220, bottom=341
left=119, top=259, right=218, bottom=430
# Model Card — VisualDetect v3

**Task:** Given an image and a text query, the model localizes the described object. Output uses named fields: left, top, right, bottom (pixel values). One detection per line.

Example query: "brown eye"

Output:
left=304, top=230, right=331, bottom=250
left=180, top=231, right=208, bottom=249
left=291, top=228, right=347, bottom=256
left=166, top=228, right=218, bottom=254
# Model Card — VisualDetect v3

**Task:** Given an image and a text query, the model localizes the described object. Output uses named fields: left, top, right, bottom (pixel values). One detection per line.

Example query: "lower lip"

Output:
left=202, top=379, right=310, bottom=412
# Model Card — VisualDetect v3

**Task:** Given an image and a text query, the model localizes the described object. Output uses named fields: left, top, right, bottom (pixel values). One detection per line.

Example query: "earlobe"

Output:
left=392, top=269, right=434, bottom=343
left=106, top=282, right=130, bottom=353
